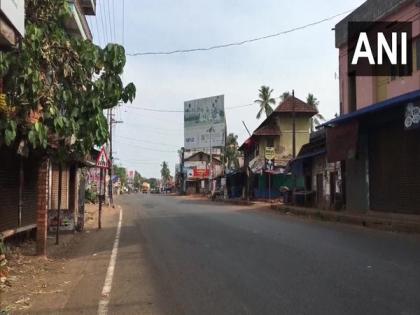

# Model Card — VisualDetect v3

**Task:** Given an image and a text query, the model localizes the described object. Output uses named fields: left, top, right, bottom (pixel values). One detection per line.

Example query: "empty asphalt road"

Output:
left=108, top=194, right=420, bottom=315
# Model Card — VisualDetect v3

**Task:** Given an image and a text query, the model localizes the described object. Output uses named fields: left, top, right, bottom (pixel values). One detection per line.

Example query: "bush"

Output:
left=85, top=188, right=97, bottom=204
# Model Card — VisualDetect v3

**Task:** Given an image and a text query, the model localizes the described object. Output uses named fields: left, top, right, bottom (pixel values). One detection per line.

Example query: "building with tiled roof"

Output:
left=239, top=94, right=318, bottom=199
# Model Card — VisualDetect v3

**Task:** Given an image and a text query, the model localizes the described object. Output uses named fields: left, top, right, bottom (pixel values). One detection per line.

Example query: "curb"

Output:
left=270, top=204, right=420, bottom=234
left=213, top=199, right=254, bottom=206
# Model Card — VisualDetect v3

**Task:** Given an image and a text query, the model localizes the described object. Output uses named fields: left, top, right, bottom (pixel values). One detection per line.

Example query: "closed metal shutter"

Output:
left=50, top=165, right=69, bottom=210
left=369, top=123, right=420, bottom=214
left=0, top=149, right=19, bottom=232
left=21, top=158, right=39, bottom=226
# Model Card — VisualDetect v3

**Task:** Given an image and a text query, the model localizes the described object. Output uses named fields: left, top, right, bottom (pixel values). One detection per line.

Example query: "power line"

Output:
left=115, top=135, right=181, bottom=148
left=125, top=105, right=183, bottom=113
left=92, top=15, right=102, bottom=47
left=98, top=0, right=108, bottom=44
left=112, top=0, right=117, bottom=42
left=122, top=0, right=125, bottom=45
left=106, top=0, right=114, bottom=42
left=127, top=9, right=352, bottom=56
left=124, top=97, right=280, bottom=113
left=114, top=140, right=178, bottom=153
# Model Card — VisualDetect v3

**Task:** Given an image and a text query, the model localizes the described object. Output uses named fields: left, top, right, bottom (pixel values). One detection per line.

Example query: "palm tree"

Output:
left=306, top=93, right=325, bottom=131
left=255, top=86, right=276, bottom=119
left=280, top=91, right=291, bottom=102
left=225, top=133, right=240, bottom=170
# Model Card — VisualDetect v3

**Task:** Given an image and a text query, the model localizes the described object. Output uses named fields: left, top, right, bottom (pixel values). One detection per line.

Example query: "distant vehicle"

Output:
left=151, top=188, right=160, bottom=194
left=142, top=182, right=150, bottom=194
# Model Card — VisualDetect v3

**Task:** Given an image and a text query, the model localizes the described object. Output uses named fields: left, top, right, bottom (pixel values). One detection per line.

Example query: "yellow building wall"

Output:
left=254, top=115, right=311, bottom=165
left=276, top=116, right=311, bottom=159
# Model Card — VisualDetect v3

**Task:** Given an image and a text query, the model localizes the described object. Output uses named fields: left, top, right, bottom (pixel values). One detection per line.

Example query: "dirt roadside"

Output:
left=0, top=203, right=118, bottom=314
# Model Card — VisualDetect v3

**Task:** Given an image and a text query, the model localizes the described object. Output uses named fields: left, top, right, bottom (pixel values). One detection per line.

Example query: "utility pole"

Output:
left=292, top=90, right=296, bottom=159
left=242, top=120, right=252, bottom=137
left=292, top=90, right=296, bottom=204
left=180, top=147, right=185, bottom=195
left=108, top=108, right=113, bottom=206
left=208, top=126, right=213, bottom=194
left=108, top=109, right=123, bottom=207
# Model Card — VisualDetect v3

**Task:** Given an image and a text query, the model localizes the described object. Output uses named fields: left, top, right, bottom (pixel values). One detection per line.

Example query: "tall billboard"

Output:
left=184, top=95, right=226, bottom=150
left=0, top=0, right=25, bottom=36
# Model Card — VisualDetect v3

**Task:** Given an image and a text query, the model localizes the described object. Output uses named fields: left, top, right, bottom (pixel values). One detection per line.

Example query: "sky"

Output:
left=88, top=0, right=366, bottom=179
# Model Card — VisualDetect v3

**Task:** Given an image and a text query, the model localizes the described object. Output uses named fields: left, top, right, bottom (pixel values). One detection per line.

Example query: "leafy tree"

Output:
left=133, top=171, right=143, bottom=189
left=225, top=133, right=240, bottom=170
left=0, top=0, right=136, bottom=161
left=149, top=178, right=158, bottom=189
left=113, top=165, right=127, bottom=187
left=280, top=91, right=291, bottom=102
left=255, top=86, right=275, bottom=119
left=306, top=93, right=325, bottom=131
left=161, top=161, right=171, bottom=185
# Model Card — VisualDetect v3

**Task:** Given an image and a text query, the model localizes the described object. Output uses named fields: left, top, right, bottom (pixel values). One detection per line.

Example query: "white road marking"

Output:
left=98, top=206, right=123, bottom=315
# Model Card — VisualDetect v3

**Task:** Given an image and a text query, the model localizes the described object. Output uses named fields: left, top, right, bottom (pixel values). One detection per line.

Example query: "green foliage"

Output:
left=161, top=161, right=171, bottom=184
left=226, top=133, right=240, bottom=170
left=0, top=0, right=136, bottom=162
left=255, top=86, right=275, bottom=119
left=306, top=93, right=325, bottom=131
left=280, top=91, right=291, bottom=102
left=148, top=178, right=158, bottom=189
left=113, top=165, right=127, bottom=187
left=85, top=188, right=97, bottom=204
left=133, top=171, right=143, bottom=189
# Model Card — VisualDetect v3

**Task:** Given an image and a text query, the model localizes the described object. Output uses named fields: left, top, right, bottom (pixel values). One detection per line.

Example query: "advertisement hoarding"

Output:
left=1, top=0, right=25, bottom=36
left=184, top=95, right=226, bottom=150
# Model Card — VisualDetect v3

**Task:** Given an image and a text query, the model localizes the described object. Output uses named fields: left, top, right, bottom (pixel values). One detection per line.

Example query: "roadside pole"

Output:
left=292, top=90, right=296, bottom=204
left=56, top=162, right=62, bottom=244
left=98, top=168, right=103, bottom=229
left=96, top=145, right=110, bottom=230
left=268, top=171, right=271, bottom=202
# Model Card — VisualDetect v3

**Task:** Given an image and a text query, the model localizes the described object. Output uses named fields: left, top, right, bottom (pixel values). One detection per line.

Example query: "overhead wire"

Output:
left=123, top=97, right=281, bottom=113
left=127, top=9, right=352, bottom=56
left=114, top=140, right=178, bottom=153
left=115, top=135, right=181, bottom=148
left=112, top=0, right=117, bottom=42
left=106, top=0, right=114, bottom=42
left=98, top=0, right=108, bottom=44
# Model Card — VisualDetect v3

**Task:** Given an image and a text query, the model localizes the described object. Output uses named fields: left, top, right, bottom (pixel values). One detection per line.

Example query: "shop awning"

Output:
left=320, top=89, right=420, bottom=128
left=293, top=149, right=326, bottom=161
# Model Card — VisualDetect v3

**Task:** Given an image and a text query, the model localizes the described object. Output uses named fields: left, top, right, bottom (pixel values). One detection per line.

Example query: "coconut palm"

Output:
left=307, top=93, right=325, bottom=131
left=280, top=91, right=291, bottom=102
left=255, top=86, right=276, bottom=119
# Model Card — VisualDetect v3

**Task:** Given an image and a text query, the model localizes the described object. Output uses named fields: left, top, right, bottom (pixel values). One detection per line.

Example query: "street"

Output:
left=58, top=194, right=420, bottom=315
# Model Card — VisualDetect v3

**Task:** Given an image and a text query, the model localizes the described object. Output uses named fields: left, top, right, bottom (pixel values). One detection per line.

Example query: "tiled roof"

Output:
left=239, top=136, right=255, bottom=151
left=253, top=124, right=281, bottom=136
left=274, top=96, right=318, bottom=115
